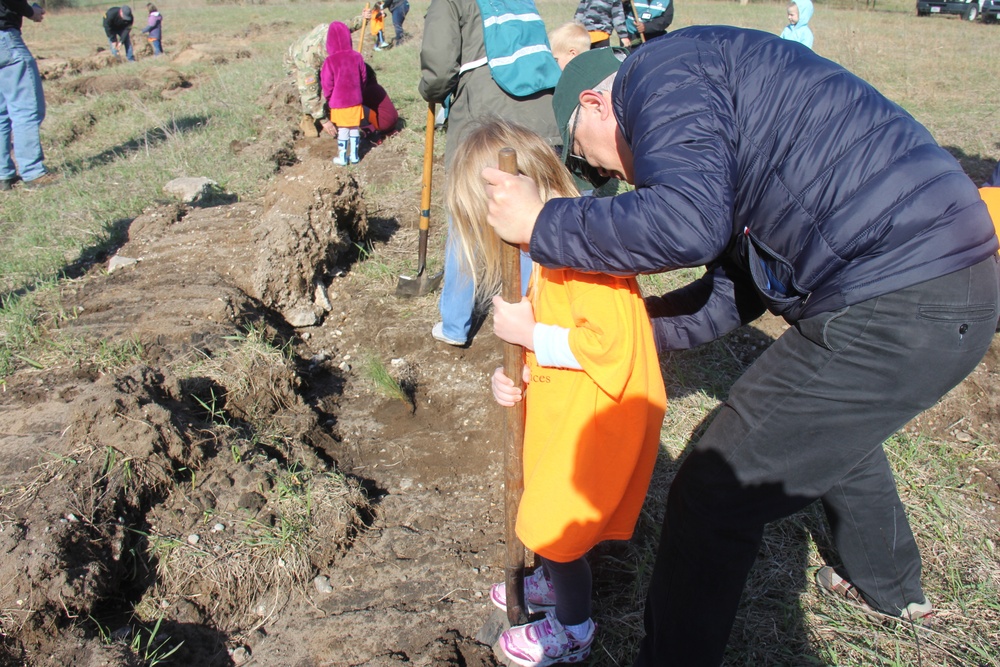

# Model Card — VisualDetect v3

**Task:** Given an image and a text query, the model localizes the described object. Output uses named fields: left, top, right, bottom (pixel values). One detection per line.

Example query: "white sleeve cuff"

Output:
left=533, top=323, right=582, bottom=370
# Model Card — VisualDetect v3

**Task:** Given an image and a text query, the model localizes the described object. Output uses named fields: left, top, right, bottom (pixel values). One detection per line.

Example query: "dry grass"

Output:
left=132, top=324, right=373, bottom=636
left=137, top=465, right=370, bottom=635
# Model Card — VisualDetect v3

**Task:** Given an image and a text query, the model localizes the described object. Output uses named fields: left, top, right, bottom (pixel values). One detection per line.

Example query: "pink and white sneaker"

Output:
left=490, top=568, right=557, bottom=614
left=498, top=612, right=594, bottom=667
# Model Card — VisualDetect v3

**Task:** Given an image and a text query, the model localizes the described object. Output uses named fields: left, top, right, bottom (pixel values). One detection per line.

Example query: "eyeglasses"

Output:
left=563, top=105, right=610, bottom=188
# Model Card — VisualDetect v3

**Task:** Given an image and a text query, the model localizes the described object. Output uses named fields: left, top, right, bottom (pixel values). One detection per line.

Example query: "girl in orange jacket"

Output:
left=447, top=119, right=666, bottom=667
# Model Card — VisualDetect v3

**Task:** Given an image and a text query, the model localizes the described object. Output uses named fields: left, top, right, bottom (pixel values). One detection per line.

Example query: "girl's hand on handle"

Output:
left=492, top=296, right=536, bottom=350
left=491, top=366, right=531, bottom=406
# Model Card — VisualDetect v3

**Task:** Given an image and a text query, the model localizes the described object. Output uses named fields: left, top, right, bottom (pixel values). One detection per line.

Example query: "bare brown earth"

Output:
left=1, top=37, right=999, bottom=667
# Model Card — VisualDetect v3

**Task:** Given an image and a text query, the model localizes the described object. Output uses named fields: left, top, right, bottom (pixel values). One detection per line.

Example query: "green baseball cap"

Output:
left=553, top=47, right=629, bottom=186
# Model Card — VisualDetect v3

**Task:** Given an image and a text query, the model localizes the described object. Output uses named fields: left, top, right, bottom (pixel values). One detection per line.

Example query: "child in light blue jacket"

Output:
left=780, top=0, right=813, bottom=49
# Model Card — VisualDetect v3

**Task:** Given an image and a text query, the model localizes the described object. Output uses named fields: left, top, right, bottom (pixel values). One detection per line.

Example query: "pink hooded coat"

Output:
left=320, top=22, right=367, bottom=111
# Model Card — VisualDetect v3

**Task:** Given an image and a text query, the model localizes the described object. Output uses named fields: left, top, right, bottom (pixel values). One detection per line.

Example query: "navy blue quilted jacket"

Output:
left=532, top=27, right=998, bottom=349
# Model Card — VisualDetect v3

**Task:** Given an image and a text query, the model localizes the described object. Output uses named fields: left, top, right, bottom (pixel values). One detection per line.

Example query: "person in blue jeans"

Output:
left=141, top=3, right=162, bottom=56
left=0, top=0, right=58, bottom=190
left=387, top=0, right=409, bottom=45
left=435, top=233, right=532, bottom=346
left=420, top=0, right=561, bottom=347
left=103, top=5, right=134, bottom=61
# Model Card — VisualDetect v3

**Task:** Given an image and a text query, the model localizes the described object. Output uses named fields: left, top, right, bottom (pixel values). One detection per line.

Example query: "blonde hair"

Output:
left=446, top=119, right=579, bottom=300
left=549, top=22, right=591, bottom=58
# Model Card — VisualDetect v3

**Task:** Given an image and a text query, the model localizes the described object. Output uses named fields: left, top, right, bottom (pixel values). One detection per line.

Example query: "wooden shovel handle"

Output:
left=358, top=3, right=370, bottom=53
left=498, top=147, right=528, bottom=627
left=420, top=104, right=435, bottom=233
left=629, top=1, right=646, bottom=44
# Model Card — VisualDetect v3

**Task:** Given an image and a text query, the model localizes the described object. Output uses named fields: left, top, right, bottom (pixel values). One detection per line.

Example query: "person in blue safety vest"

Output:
left=623, top=0, right=673, bottom=46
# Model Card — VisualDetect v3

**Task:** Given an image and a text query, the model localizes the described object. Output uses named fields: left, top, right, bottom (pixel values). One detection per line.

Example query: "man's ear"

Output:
left=578, top=89, right=613, bottom=120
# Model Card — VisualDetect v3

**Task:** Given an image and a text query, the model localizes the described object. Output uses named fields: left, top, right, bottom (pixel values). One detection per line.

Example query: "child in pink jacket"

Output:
left=320, top=22, right=367, bottom=165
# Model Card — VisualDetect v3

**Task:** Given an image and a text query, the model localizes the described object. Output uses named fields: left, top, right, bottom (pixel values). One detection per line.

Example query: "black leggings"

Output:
left=540, top=555, right=592, bottom=626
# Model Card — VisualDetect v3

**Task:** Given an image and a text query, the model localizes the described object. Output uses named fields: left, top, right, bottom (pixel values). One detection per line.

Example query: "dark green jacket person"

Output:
left=418, top=0, right=560, bottom=169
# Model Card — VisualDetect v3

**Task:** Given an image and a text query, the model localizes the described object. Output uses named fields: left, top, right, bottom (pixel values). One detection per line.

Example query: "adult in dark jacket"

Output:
left=483, top=28, right=999, bottom=666
left=103, top=5, right=134, bottom=61
left=1, top=0, right=58, bottom=189
left=419, top=0, right=560, bottom=346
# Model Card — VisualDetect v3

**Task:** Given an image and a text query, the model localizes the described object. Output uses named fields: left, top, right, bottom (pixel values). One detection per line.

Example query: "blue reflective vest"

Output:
left=625, top=0, right=671, bottom=35
left=467, top=0, right=561, bottom=97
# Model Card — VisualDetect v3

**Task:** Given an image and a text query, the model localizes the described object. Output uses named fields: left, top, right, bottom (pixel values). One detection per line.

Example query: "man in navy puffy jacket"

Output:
left=483, top=28, right=999, bottom=666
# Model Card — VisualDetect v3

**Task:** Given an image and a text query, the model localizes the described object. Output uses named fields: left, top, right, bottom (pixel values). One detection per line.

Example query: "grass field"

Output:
left=5, top=0, right=997, bottom=300
left=2, top=1, right=999, bottom=664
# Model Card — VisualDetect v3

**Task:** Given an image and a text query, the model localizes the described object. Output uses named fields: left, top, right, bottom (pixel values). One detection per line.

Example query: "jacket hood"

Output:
left=791, top=0, right=813, bottom=26
left=326, top=21, right=353, bottom=54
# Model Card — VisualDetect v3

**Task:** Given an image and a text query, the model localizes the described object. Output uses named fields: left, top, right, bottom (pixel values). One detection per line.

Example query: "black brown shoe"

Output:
left=22, top=172, right=60, bottom=190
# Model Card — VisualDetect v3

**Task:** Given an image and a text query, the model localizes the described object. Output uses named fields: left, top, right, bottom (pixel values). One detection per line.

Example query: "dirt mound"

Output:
left=143, top=66, right=193, bottom=93
left=253, top=162, right=367, bottom=327
left=45, top=68, right=192, bottom=111
left=64, top=73, right=146, bottom=95
left=36, top=52, right=120, bottom=81
left=64, top=202, right=260, bottom=363
left=0, top=365, right=191, bottom=663
left=169, top=42, right=252, bottom=66
left=233, top=21, right=292, bottom=40
left=0, top=347, right=370, bottom=664
left=65, top=161, right=365, bottom=354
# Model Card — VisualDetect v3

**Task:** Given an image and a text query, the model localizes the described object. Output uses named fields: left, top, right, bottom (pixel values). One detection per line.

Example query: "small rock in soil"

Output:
left=314, top=575, right=334, bottom=594
left=230, top=645, right=251, bottom=665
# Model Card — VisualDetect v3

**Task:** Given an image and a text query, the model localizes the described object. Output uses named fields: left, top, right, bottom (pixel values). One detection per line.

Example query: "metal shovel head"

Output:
left=475, top=605, right=510, bottom=647
left=395, top=268, right=443, bottom=297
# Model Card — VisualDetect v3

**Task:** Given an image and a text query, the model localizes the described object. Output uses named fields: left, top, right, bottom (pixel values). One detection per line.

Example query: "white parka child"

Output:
left=780, top=0, right=814, bottom=49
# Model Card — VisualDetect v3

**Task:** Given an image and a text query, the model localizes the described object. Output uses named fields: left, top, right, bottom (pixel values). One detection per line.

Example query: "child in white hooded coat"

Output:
left=781, top=0, right=814, bottom=49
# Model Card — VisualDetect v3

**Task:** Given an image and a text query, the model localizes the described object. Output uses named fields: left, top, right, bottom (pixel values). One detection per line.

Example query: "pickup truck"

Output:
left=982, top=0, right=1000, bottom=21
left=916, top=0, right=984, bottom=19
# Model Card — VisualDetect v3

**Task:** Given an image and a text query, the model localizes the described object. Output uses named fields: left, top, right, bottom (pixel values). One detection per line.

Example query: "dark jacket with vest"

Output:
left=624, top=0, right=673, bottom=41
left=1, top=0, right=34, bottom=32
left=418, top=0, right=560, bottom=169
left=533, top=27, right=998, bottom=350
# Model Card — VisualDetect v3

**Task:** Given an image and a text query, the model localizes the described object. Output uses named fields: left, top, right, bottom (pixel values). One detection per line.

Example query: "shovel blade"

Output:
left=475, top=606, right=510, bottom=647
left=395, top=269, right=444, bottom=298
